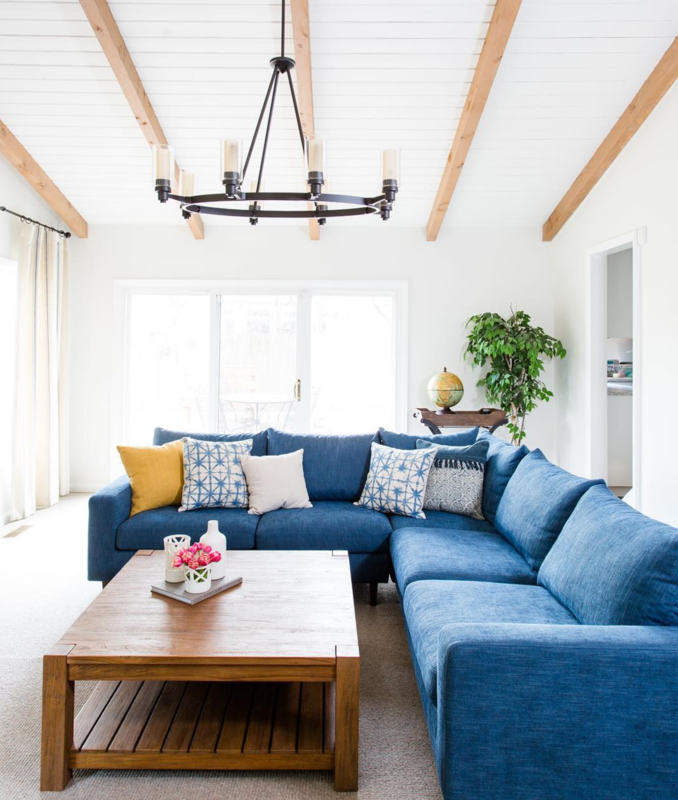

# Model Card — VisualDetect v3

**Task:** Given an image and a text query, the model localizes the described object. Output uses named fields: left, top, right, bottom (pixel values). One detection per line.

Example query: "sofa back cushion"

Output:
left=495, top=449, right=604, bottom=571
left=266, top=429, right=376, bottom=501
left=153, top=426, right=267, bottom=456
left=539, top=484, right=678, bottom=625
left=476, top=429, right=529, bottom=525
left=378, top=427, right=478, bottom=450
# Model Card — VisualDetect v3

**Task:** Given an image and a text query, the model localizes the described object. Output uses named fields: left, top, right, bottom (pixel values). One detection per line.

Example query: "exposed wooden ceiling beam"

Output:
left=290, top=0, right=320, bottom=241
left=0, top=118, right=88, bottom=238
left=79, top=0, right=204, bottom=240
left=425, top=0, right=523, bottom=242
left=543, top=37, right=678, bottom=242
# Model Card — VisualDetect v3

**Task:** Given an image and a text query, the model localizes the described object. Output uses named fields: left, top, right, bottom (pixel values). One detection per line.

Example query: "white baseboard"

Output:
left=69, top=484, right=104, bottom=494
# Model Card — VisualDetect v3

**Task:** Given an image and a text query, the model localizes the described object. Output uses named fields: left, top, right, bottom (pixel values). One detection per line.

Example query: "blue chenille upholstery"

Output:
left=255, top=501, right=392, bottom=553
left=116, top=505, right=257, bottom=550
left=153, top=426, right=268, bottom=456
left=378, top=427, right=479, bottom=450
left=88, top=475, right=137, bottom=582
left=434, top=623, right=678, bottom=800
left=475, top=429, right=529, bottom=524
left=539, top=484, right=678, bottom=625
left=266, top=429, right=376, bottom=501
left=494, top=449, right=604, bottom=570
left=403, top=580, right=576, bottom=703
left=391, top=527, right=536, bottom=592
left=389, top=510, right=495, bottom=533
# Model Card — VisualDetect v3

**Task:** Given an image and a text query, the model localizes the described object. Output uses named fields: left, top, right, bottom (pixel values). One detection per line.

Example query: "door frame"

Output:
left=586, top=229, right=643, bottom=509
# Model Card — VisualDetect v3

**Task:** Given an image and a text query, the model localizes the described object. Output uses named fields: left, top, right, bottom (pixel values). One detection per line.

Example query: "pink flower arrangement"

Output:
left=173, top=542, right=222, bottom=572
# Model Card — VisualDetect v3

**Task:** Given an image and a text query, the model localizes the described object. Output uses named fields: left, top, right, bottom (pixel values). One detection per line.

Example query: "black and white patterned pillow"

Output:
left=415, top=439, right=490, bottom=520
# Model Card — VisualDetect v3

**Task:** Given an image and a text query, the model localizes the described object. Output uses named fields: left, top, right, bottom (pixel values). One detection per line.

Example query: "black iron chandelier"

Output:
left=152, top=0, right=399, bottom=225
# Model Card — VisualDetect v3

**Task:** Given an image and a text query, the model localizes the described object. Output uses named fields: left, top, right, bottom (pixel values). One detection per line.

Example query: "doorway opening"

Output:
left=587, top=231, right=642, bottom=510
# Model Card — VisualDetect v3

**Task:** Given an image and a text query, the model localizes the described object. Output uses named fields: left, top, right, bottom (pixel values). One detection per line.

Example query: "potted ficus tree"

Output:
left=464, top=309, right=566, bottom=445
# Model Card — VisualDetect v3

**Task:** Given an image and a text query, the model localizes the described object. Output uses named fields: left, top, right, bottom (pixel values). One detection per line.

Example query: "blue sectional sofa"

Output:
left=88, top=425, right=678, bottom=799
left=88, top=424, right=480, bottom=592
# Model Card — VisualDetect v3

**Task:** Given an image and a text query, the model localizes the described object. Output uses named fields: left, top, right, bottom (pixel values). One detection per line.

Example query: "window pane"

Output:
left=126, top=294, right=211, bottom=444
left=311, top=295, right=395, bottom=434
left=219, top=295, right=298, bottom=433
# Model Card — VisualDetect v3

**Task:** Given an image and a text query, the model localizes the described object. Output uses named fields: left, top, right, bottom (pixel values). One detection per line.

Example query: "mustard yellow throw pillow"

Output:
left=117, top=439, right=184, bottom=516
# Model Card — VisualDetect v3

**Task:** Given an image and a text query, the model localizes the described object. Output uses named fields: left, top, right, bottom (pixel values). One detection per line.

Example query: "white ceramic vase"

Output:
left=183, top=564, right=213, bottom=594
left=200, top=520, right=227, bottom=580
left=163, top=534, right=191, bottom=583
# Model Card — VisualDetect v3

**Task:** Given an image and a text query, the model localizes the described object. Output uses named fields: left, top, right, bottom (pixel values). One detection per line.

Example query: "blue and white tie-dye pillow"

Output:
left=179, top=437, right=252, bottom=512
left=355, top=442, right=438, bottom=519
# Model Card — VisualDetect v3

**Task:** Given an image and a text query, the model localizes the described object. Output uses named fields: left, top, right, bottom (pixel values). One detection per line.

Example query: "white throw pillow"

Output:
left=240, top=449, right=313, bottom=515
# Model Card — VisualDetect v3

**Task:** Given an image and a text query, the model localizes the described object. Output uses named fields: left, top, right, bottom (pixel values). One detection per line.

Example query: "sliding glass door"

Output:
left=119, top=282, right=405, bottom=445
left=219, top=294, right=302, bottom=434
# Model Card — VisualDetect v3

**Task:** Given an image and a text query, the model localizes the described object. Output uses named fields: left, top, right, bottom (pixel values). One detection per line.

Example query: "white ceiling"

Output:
left=0, top=0, right=676, bottom=232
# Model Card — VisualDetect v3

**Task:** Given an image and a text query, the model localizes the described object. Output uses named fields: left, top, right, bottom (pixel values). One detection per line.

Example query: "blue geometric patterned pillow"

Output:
left=179, top=438, right=252, bottom=512
left=355, top=442, right=438, bottom=519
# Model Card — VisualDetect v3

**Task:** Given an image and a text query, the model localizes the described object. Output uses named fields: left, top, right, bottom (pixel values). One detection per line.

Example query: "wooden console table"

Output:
left=414, top=407, right=507, bottom=436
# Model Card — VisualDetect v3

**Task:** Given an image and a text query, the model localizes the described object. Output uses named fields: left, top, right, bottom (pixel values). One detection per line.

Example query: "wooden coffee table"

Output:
left=41, top=550, right=359, bottom=792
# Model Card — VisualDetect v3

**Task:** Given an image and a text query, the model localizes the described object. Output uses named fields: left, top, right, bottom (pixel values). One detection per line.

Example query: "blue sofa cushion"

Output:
left=153, top=426, right=267, bottom=456
left=116, top=505, right=257, bottom=550
left=266, top=429, right=376, bottom=501
left=255, top=500, right=392, bottom=553
left=476, top=430, right=529, bottom=525
left=391, top=527, right=536, bottom=592
left=390, top=510, right=494, bottom=533
left=539, top=485, right=678, bottom=625
left=404, top=580, right=577, bottom=703
left=378, top=427, right=478, bottom=450
left=495, top=449, right=604, bottom=571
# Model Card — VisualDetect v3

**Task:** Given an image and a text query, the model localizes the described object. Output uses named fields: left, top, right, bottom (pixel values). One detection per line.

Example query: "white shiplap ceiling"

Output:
left=0, top=0, right=676, bottom=231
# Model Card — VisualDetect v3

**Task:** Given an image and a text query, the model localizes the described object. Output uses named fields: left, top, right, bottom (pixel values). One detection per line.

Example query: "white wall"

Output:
left=68, top=225, right=555, bottom=489
left=607, top=249, right=633, bottom=341
left=551, top=82, right=678, bottom=525
left=0, top=153, right=62, bottom=523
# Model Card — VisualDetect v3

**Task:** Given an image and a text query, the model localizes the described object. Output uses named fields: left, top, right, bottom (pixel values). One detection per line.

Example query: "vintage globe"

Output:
left=427, top=368, right=464, bottom=410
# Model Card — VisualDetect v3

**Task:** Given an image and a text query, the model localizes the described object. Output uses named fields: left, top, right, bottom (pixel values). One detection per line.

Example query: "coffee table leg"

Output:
left=41, top=649, right=74, bottom=791
left=334, top=645, right=360, bottom=791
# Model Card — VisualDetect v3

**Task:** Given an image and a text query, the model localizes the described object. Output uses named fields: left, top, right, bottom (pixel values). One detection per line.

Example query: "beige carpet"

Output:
left=0, top=495, right=442, bottom=799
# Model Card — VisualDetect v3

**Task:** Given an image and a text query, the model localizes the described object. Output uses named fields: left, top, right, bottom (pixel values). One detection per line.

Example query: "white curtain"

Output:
left=11, top=226, right=70, bottom=521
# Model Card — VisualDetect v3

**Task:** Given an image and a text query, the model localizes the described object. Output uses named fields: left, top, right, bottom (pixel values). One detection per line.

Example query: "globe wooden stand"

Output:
left=414, top=407, right=507, bottom=435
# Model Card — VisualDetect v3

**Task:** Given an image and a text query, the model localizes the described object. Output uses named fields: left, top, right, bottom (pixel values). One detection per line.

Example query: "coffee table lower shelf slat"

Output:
left=71, top=680, right=336, bottom=771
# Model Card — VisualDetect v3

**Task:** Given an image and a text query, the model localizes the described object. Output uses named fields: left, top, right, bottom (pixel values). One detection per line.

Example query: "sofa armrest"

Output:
left=436, top=623, right=678, bottom=800
left=87, top=476, right=133, bottom=582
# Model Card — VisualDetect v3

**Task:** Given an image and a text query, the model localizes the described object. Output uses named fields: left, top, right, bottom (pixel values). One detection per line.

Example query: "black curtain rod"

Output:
left=0, top=206, right=71, bottom=238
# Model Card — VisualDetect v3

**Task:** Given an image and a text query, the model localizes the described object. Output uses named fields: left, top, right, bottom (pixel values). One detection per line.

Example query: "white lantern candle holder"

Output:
left=163, top=534, right=191, bottom=583
left=184, top=564, right=213, bottom=594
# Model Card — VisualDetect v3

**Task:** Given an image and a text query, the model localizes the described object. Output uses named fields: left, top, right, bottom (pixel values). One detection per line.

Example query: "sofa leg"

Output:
left=102, top=580, right=110, bottom=589
left=369, top=582, right=378, bottom=606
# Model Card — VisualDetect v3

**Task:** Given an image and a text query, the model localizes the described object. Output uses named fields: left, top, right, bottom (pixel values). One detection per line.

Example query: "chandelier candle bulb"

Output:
left=307, top=138, right=324, bottom=173
left=306, top=137, right=326, bottom=196
left=221, top=138, right=241, bottom=196
left=248, top=180, right=263, bottom=225
left=383, top=149, right=400, bottom=182
left=200, top=520, right=227, bottom=580
left=179, top=170, right=196, bottom=198
left=152, top=144, right=174, bottom=202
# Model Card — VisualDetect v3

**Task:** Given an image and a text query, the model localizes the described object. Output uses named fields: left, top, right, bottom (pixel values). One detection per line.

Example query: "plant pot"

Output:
left=183, top=564, right=213, bottom=594
left=163, top=534, right=191, bottom=583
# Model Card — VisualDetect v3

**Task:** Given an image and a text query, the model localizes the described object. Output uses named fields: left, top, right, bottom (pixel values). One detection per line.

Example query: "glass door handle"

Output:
left=294, top=379, right=301, bottom=401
